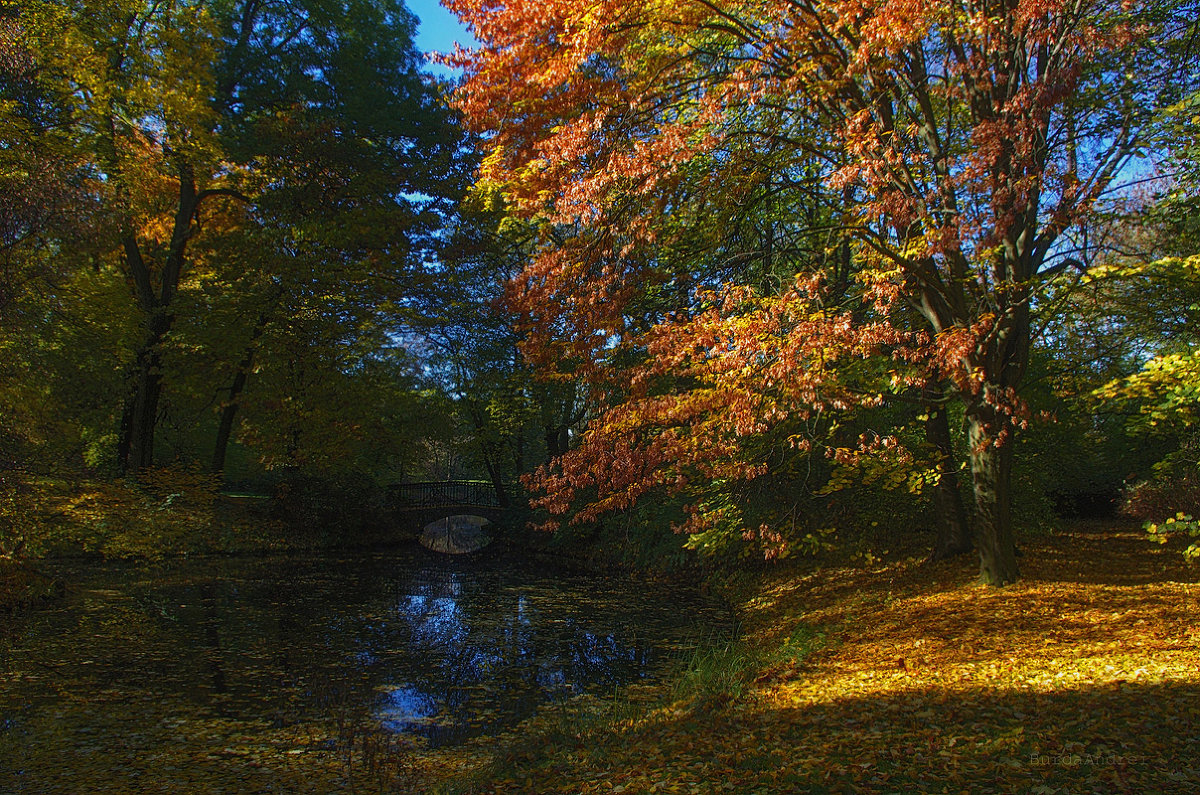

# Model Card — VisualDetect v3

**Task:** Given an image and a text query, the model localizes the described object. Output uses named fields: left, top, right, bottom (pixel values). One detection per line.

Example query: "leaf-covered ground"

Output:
left=4, top=520, right=1196, bottom=793
left=432, top=521, right=1199, bottom=794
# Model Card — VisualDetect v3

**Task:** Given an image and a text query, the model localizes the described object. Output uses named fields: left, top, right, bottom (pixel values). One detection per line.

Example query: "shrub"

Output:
left=1120, top=475, right=1200, bottom=522
left=1146, top=513, right=1200, bottom=565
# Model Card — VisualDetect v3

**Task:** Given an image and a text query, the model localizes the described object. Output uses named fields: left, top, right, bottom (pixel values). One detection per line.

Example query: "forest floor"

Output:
left=425, top=520, right=1200, bottom=794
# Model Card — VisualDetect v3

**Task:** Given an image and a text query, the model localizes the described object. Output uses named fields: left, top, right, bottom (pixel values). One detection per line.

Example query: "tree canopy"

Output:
left=447, top=0, right=1199, bottom=583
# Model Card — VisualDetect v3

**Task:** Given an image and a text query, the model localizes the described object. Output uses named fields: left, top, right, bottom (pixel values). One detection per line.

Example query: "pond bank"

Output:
left=10, top=477, right=1196, bottom=793
left=0, top=476, right=713, bottom=615
left=435, top=520, right=1200, bottom=794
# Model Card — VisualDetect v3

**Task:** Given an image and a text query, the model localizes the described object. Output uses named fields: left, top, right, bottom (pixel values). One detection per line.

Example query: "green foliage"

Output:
left=1146, top=512, right=1200, bottom=564
left=1154, top=89, right=1200, bottom=205
left=0, top=463, right=437, bottom=569
left=680, top=489, right=755, bottom=559
left=1025, top=235, right=1200, bottom=521
left=3, top=0, right=473, bottom=486
left=1089, top=256, right=1200, bottom=436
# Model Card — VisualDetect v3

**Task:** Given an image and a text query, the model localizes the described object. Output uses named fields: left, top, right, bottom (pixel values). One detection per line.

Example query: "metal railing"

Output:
left=388, top=480, right=502, bottom=509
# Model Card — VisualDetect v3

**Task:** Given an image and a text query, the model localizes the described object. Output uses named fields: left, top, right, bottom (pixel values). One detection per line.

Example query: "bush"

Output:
left=1120, top=475, right=1200, bottom=522
left=1146, top=512, right=1200, bottom=565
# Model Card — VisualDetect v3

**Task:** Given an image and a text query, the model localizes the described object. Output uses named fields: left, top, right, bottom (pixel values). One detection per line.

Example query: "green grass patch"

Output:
left=671, top=638, right=758, bottom=705
left=776, top=622, right=830, bottom=665
left=671, top=621, right=829, bottom=707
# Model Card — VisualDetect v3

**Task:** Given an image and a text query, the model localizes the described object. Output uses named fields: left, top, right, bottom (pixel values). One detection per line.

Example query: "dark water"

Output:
left=0, top=546, right=726, bottom=786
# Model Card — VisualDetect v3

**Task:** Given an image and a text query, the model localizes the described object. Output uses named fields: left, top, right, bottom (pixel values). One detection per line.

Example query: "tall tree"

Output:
left=18, top=0, right=247, bottom=471
left=449, top=0, right=1196, bottom=583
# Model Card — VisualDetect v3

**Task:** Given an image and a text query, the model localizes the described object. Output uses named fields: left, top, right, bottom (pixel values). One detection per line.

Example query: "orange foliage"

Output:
left=448, top=0, right=1169, bottom=559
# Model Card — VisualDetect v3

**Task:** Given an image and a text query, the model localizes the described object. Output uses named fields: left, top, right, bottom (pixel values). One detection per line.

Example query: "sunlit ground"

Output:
left=440, top=521, right=1199, bottom=794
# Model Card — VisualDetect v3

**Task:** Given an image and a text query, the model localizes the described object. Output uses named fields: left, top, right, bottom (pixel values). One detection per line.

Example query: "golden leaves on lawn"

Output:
left=448, top=521, right=1200, bottom=794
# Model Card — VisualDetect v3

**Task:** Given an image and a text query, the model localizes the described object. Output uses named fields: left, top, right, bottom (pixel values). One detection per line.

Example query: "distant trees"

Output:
left=416, top=186, right=595, bottom=507
left=3, top=0, right=470, bottom=483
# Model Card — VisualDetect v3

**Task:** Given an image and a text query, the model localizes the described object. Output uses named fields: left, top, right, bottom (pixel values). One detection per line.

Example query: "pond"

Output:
left=0, top=546, right=729, bottom=793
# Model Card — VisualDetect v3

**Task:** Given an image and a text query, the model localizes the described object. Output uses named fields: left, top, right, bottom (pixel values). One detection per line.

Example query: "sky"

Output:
left=406, top=0, right=478, bottom=63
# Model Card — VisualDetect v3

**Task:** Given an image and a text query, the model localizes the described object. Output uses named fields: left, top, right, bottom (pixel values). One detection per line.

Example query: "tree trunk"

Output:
left=119, top=310, right=170, bottom=472
left=123, top=350, right=162, bottom=471
left=211, top=289, right=284, bottom=477
left=544, top=424, right=570, bottom=459
left=114, top=159, right=201, bottom=474
left=465, top=400, right=512, bottom=509
left=482, top=454, right=511, bottom=510
left=966, top=398, right=1020, bottom=585
left=923, top=389, right=972, bottom=560
left=210, top=363, right=251, bottom=476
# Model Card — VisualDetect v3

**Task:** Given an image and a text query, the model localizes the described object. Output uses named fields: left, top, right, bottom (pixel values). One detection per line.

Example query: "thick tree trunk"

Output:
left=119, top=311, right=170, bottom=472
left=924, top=395, right=973, bottom=560
left=123, top=351, right=162, bottom=471
left=544, top=424, right=570, bottom=460
left=966, top=399, right=1020, bottom=585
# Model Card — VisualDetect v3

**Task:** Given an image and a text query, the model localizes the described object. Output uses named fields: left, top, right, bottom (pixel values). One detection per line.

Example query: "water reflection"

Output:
left=1, top=547, right=728, bottom=754
left=376, top=685, right=441, bottom=731
left=374, top=564, right=663, bottom=742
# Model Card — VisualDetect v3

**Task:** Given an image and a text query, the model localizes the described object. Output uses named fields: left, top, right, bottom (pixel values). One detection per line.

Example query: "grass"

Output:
left=671, top=639, right=758, bottom=706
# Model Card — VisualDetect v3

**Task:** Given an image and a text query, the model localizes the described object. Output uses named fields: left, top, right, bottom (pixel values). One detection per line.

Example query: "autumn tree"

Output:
left=13, top=0, right=246, bottom=471
left=449, top=0, right=1196, bottom=583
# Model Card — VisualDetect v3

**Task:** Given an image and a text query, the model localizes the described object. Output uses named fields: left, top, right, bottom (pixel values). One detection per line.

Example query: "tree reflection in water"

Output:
left=1, top=547, right=728, bottom=754
left=380, top=565, right=661, bottom=743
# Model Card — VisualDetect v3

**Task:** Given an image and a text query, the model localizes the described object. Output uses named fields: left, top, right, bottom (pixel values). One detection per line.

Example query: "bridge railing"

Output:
left=388, top=480, right=502, bottom=509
